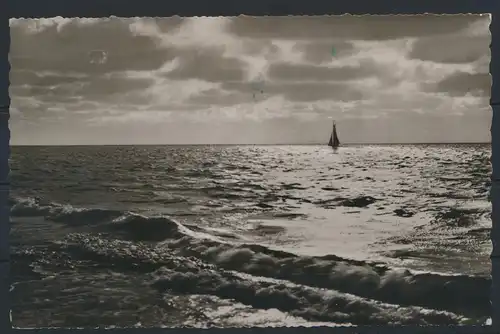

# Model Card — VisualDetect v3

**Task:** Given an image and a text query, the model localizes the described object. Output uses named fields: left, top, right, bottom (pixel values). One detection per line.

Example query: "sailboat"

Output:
left=328, top=121, right=340, bottom=150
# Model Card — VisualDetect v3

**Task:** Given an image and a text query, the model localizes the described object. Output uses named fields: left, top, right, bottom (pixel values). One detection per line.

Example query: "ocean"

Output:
left=8, top=144, right=493, bottom=328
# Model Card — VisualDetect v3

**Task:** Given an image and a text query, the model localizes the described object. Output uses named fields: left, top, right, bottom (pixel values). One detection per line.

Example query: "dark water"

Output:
left=8, top=144, right=493, bottom=328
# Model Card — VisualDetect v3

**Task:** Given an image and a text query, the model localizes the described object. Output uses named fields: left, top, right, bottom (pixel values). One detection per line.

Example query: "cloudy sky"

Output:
left=8, top=15, right=492, bottom=145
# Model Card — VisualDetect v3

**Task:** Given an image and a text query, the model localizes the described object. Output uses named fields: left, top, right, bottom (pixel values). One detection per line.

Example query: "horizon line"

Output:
left=9, top=141, right=491, bottom=147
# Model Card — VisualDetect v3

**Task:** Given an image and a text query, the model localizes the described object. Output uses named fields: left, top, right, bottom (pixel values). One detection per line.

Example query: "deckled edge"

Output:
left=0, top=0, right=11, bottom=332
left=4, top=0, right=499, bottom=18
left=4, top=0, right=500, bottom=332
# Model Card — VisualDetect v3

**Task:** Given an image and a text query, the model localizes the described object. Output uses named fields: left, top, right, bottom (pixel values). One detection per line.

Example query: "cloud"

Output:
left=220, top=81, right=366, bottom=102
left=292, top=41, right=357, bottom=64
left=409, top=35, right=490, bottom=64
left=162, top=48, right=248, bottom=82
left=226, top=15, right=484, bottom=41
left=267, top=60, right=381, bottom=82
left=422, top=72, right=491, bottom=97
left=187, top=89, right=255, bottom=107
left=11, top=72, right=155, bottom=100
left=8, top=15, right=492, bottom=145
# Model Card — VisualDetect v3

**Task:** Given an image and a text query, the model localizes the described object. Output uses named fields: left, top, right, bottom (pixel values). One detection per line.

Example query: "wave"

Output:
left=10, top=196, right=123, bottom=225
left=162, top=239, right=490, bottom=320
left=151, top=267, right=465, bottom=325
left=10, top=196, right=491, bottom=323
left=17, top=233, right=469, bottom=326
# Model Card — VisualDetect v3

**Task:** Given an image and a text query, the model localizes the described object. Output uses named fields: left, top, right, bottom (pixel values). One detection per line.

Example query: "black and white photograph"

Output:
left=7, top=14, right=493, bottom=328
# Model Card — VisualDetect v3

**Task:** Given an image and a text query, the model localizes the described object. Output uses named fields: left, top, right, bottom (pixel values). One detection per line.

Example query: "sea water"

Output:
left=9, top=144, right=492, bottom=327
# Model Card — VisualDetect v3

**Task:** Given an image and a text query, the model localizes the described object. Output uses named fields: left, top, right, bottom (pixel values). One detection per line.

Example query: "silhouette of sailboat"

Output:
left=328, top=121, right=340, bottom=150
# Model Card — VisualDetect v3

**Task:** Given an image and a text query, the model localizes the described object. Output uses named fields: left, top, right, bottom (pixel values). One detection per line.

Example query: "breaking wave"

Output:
left=10, top=196, right=491, bottom=325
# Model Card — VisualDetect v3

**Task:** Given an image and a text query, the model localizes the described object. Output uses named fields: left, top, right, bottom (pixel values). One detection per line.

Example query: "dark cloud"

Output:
left=188, top=89, right=255, bottom=106
left=222, top=81, right=365, bottom=102
left=10, top=70, right=83, bottom=87
left=408, top=35, right=490, bottom=64
left=242, top=40, right=281, bottom=60
left=9, top=18, right=183, bottom=73
left=278, top=83, right=364, bottom=102
left=10, top=99, right=56, bottom=115
left=143, top=104, right=200, bottom=112
left=163, top=48, right=247, bottom=82
left=62, top=101, right=101, bottom=112
left=227, top=15, right=485, bottom=41
left=422, top=72, right=491, bottom=97
left=10, top=71, right=154, bottom=102
left=292, top=41, right=357, bottom=64
left=267, top=59, right=380, bottom=82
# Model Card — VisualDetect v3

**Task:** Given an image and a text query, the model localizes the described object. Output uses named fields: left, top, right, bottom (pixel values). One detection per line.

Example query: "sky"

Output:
left=8, top=15, right=492, bottom=145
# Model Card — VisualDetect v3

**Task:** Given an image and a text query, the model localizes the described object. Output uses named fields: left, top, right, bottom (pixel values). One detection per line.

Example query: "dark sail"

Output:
left=332, top=123, right=340, bottom=147
left=328, top=121, right=340, bottom=148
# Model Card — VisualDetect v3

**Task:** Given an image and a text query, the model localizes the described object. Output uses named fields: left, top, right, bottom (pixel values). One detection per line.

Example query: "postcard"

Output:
left=8, top=14, right=492, bottom=328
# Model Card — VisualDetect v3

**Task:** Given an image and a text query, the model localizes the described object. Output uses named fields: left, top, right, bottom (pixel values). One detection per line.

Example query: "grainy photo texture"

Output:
left=7, top=15, right=493, bottom=328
